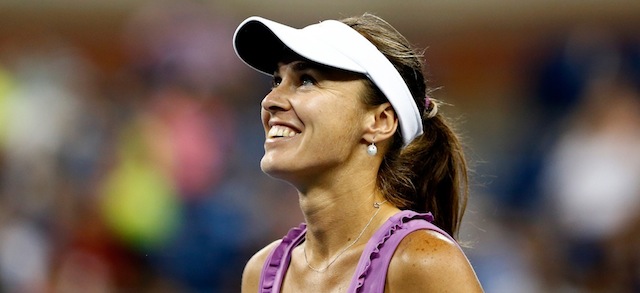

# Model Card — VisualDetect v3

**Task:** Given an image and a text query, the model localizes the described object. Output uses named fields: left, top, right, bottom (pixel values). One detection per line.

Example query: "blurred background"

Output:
left=0, top=0, right=639, bottom=292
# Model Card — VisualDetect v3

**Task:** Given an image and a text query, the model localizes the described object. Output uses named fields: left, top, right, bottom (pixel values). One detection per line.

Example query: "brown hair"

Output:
left=341, top=13, right=469, bottom=238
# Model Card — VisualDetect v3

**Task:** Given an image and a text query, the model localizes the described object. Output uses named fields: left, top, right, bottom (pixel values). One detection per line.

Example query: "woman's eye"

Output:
left=300, top=75, right=315, bottom=86
left=271, top=76, right=282, bottom=88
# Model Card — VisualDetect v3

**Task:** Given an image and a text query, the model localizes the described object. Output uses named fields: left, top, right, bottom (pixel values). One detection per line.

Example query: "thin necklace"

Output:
left=303, top=200, right=387, bottom=273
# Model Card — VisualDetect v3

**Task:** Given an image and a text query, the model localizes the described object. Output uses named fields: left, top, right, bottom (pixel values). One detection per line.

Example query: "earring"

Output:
left=367, top=141, right=377, bottom=156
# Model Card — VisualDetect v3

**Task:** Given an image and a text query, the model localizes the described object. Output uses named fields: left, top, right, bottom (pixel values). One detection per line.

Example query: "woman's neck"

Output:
left=298, top=182, right=389, bottom=259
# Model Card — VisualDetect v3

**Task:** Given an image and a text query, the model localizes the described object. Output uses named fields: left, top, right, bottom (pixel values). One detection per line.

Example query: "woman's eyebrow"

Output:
left=274, top=61, right=321, bottom=75
left=292, top=61, right=314, bottom=72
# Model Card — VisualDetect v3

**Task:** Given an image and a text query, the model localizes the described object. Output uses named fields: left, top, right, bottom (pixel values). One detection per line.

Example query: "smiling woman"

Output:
left=260, top=59, right=372, bottom=185
left=233, top=13, right=483, bottom=292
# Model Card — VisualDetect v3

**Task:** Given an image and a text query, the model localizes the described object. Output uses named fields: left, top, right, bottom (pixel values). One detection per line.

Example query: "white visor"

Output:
left=233, top=16, right=423, bottom=146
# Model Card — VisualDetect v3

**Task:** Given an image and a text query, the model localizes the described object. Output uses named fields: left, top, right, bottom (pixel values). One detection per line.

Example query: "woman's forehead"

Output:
left=274, top=57, right=365, bottom=82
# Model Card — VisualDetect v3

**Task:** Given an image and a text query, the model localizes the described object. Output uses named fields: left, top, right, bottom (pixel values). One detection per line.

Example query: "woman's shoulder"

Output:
left=387, top=229, right=484, bottom=292
left=241, top=240, right=282, bottom=293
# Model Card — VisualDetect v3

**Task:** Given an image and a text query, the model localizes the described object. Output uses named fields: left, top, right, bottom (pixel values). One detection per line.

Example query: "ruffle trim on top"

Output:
left=259, top=223, right=307, bottom=293
left=352, top=211, right=434, bottom=292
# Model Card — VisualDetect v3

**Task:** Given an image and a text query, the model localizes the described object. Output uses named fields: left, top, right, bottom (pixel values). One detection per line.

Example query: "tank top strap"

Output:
left=347, top=210, right=456, bottom=293
left=259, top=223, right=307, bottom=293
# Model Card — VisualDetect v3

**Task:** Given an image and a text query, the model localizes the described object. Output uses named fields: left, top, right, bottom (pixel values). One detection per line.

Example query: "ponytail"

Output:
left=403, top=110, right=468, bottom=237
left=342, top=14, right=469, bottom=238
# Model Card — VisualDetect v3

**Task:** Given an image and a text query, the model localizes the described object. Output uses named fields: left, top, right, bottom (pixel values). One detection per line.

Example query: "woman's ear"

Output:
left=363, top=102, right=398, bottom=142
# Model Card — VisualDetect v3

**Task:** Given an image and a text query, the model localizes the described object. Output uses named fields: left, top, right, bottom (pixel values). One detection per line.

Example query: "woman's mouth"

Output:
left=267, top=125, right=301, bottom=139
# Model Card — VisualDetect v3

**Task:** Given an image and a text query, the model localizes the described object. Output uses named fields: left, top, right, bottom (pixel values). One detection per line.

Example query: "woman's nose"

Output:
left=261, top=85, right=292, bottom=113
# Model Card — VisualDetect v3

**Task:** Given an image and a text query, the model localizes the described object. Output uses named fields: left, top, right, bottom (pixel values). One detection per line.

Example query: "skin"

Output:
left=242, top=59, right=483, bottom=292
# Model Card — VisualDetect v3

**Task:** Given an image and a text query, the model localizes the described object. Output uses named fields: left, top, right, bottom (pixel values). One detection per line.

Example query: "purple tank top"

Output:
left=258, top=210, right=456, bottom=293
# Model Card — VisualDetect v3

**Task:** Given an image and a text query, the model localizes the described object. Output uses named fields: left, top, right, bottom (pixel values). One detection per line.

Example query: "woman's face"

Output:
left=260, top=59, right=370, bottom=186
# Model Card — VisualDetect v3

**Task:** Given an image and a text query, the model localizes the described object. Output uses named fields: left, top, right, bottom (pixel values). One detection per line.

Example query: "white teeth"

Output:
left=268, top=125, right=300, bottom=138
left=268, top=127, right=277, bottom=138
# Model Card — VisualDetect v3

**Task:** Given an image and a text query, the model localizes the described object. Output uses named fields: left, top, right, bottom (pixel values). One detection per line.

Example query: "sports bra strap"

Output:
left=259, top=224, right=307, bottom=293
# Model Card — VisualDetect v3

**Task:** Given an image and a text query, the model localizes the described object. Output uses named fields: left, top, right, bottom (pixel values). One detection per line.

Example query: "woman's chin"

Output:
left=261, top=159, right=308, bottom=187
left=261, top=158, right=290, bottom=179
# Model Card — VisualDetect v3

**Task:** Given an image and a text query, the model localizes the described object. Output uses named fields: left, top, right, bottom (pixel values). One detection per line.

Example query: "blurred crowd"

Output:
left=465, top=28, right=640, bottom=292
left=0, top=2, right=639, bottom=292
left=0, top=2, right=302, bottom=292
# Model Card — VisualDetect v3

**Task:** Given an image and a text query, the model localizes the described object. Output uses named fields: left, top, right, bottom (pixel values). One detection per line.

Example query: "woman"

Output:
left=233, top=13, right=483, bottom=292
